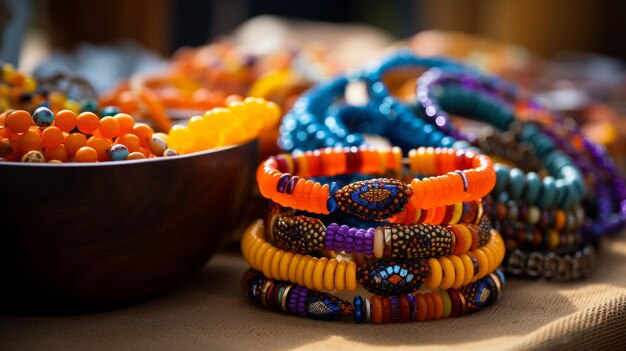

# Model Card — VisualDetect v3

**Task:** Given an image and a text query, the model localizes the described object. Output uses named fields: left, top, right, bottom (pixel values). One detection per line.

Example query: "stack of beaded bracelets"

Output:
left=242, top=220, right=505, bottom=323
left=243, top=145, right=504, bottom=322
left=278, top=51, right=607, bottom=280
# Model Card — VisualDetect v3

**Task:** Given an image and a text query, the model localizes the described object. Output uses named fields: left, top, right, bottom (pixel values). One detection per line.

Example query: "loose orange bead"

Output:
left=54, top=110, right=77, bottom=132
left=126, top=151, right=146, bottom=160
left=76, top=112, right=100, bottom=134
left=74, top=146, right=98, bottom=162
left=87, top=136, right=112, bottom=161
left=98, top=116, right=120, bottom=139
left=116, top=133, right=141, bottom=152
left=44, top=145, right=69, bottom=162
left=0, top=126, right=20, bottom=141
left=41, top=126, right=64, bottom=148
left=64, top=133, right=88, bottom=157
left=6, top=110, right=32, bottom=133
left=131, top=123, right=154, bottom=145
left=114, top=113, right=135, bottom=135
left=17, top=129, right=41, bottom=153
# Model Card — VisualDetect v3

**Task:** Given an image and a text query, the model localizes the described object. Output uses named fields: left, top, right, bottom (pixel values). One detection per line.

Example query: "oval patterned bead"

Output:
left=334, top=178, right=413, bottom=221
left=306, top=291, right=354, bottom=320
left=357, top=258, right=430, bottom=296
left=271, top=215, right=325, bottom=254
left=382, top=224, right=456, bottom=259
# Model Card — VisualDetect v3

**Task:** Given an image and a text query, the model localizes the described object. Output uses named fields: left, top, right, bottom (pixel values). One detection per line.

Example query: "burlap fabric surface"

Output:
left=2, top=235, right=625, bottom=351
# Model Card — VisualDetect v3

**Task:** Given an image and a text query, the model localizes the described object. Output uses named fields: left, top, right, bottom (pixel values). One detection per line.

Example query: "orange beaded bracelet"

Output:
left=257, top=146, right=496, bottom=219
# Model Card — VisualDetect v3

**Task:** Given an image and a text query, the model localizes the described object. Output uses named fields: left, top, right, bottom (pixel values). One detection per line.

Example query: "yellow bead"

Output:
left=168, top=125, right=194, bottom=153
left=334, top=260, right=347, bottom=292
left=2, top=64, right=15, bottom=83
left=49, top=91, right=66, bottom=109
left=449, top=255, right=465, bottom=289
left=229, top=100, right=258, bottom=138
left=243, top=98, right=267, bottom=129
left=188, top=115, right=209, bottom=137
left=22, top=76, right=37, bottom=93
left=438, top=257, right=455, bottom=290
left=205, top=108, right=234, bottom=130
left=263, top=100, right=281, bottom=128
left=63, top=100, right=81, bottom=114
left=346, top=261, right=358, bottom=291
left=0, top=84, right=9, bottom=97
left=188, top=115, right=218, bottom=151
left=323, top=259, right=337, bottom=291
left=426, top=258, right=443, bottom=289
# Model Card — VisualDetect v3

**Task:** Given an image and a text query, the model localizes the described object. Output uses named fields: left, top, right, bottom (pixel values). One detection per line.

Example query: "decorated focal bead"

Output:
left=460, top=271, right=503, bottom=313
left=21, top=150, right=45, bottom=162
left=357, top=258, right=430, bottom=296
left=334, top=178, right=413, bottom=221
left=148, top=135, right=168, bottom=156
left=378, top=224, right=455, bottom=259
left=306, top=291, right=354, bottom=320
left=270, top=215, right=325, bottom=254
left=478, top=217, right=492, bottom=246
left=32, top=106, right=55, bottom=127
left=108, top=144, right=130, bottom=161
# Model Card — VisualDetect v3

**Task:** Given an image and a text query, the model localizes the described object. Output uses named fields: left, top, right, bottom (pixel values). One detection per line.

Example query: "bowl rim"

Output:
left=0, top=138, right=257, bottom=168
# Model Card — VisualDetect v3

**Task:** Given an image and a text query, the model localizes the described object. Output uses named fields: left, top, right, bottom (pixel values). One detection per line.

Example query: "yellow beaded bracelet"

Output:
left=241, top=219, right=505, bottom=295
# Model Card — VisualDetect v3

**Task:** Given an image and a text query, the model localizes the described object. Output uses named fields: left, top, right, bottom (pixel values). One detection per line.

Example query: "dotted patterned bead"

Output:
left=357, top=258, right=430, bottom=296
left=271, top=215, right=325, bottom=254
left=380, top=224, right=455, bottom=259
left=306, top=292, right=355, bottom=320
left=477, top=217, right=492, bottom=247
left=459, top=271, right=504, bottom=313
left=334, top=178, right=413, bottom=221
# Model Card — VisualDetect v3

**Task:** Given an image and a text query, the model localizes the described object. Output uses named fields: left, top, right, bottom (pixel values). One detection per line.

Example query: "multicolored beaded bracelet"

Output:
left=504, top=244, right=595, bottom=281
left=242, top=268, right=505, bottom=323
left=241, top=219, right=505, bottom=296
left=496, top=220, right=583, bottom=251
left=387, top=196, right=488, bottom=225
left=492, top=199, right=585, bottom=232
left=415, top=73, right=586, bottom=210
left=257, top=146, right=496, bottom=217
left=416, top=67, right=626, bottom=236
left=268, top=205, right=492, bottom=259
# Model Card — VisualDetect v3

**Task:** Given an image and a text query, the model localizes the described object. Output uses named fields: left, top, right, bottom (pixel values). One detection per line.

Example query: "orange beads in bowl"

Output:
left=0, top=96, right=280, bottom=163
left=0, top=107, right=160, bottom=163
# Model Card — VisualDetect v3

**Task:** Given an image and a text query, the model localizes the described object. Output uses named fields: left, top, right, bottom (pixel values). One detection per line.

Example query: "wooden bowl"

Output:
left=0, top=139, right=258, bottom=313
